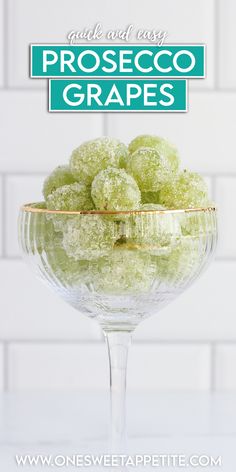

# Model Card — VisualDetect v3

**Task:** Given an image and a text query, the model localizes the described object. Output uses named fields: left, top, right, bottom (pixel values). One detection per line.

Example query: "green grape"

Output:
left=46, top=182, right=94, bottom=211
left=46, top=213, right=72, bottom=234
left=159, top=170, right=210, bottom=209
left=43, top=165, right=76, bottom=199
left=155, top=237, right=202, bottom=285
left=126, top=147, right=172, bottom=192
left=62, top=214, right=118, bottom=261
left=30, top=202, right=47, bottom=209
left=29, top=211, right=56, bottom=255
left=29, top=212, right=90, bottom=285
left=90, top=249, right=156, bottom=294
left=181, top=211, right=214, bottom=238
left=91, top=167, right=141, bottom=211
left=127, top=204, right=181, bottom=256
left=46, top=242, right=90, bottom=286
left=141, top=191, right=160, bottom=204
left=70, top=137, right=128, bottom=185
left=128, top=134, right=180, bottom=173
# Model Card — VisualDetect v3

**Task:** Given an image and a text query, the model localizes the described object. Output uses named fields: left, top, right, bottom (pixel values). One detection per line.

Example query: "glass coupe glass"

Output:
left=18, top=204, right=217, bottom=450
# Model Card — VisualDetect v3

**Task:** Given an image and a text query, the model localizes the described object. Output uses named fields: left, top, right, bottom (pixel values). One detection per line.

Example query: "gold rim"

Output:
left=21, top=203, right=217, bottom=215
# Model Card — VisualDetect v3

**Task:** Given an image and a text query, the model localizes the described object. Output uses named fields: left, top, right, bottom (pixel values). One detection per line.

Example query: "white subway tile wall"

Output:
left=0, top=345, right=4, bottom=391
left=0, top=261, right=101, bottom=341
left=128, top=344, right=211, bottom=391
left=8, top=343, right=109, bottom=391
left=8, top=343, right=211, bottom=392
left=0, top=176, right=2, bottom=257
left=134, top=262, right=236, bottom=341
left=215, top=345, right=236, bottom=391
left=0, top=0, right=235, bottom=392
left=8, top=0, right=214, bottom=88
left=107, top=93, right=236, bottom=173
left=0, top=0, right=3, bottom=87
left=219, top=0, right=236, bottom=89
left=0, top=92, right=103, bottom=172
left=6, top=175, right=45, bottom=256
left=215, top=177, right=236, bottom=258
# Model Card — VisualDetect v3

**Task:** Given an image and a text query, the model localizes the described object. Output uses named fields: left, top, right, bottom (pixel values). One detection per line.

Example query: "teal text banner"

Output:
left=49, top=79, right=187, bottom=112
left=32, top=45, right=205, bottom=78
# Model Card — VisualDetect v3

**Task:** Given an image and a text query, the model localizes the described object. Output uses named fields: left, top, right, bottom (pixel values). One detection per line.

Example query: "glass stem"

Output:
left=104, top=330, right=132, bottom=452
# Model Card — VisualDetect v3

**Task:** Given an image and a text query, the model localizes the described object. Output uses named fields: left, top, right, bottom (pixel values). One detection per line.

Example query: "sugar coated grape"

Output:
left=43, top=166, right=76, bottom=199
left=155, top=237, right=202, bottom=285
left=62, top=215, right=118, bottom=261
left=30, top=202, right=47, bottom=209
left=127, top=147, right=172, bottom=192
left=159, top=170, right=210, bottom=209
left=129, top=204, right=181, bottom=256
left=28, top=211, right=56, bottom=255
left=70, top=137, right=128, bottom=185
left=46, top=213, right=72, bottom=234
left=90, top=249, right=156, bottom=294
left=46, top=243, right=90, bottom=286
left=181, top=210, right=215, bottom=238
left=46, top=182, right=94, bottom=211
left=128, top=134, right=180, bottom=173
left=91, top=167, right=141, bottom=211
left=141, top=191, right=160, bottom=204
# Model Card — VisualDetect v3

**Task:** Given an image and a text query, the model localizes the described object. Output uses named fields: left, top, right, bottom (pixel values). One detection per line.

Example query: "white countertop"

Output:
left=0, top=392, right=235, bottom=470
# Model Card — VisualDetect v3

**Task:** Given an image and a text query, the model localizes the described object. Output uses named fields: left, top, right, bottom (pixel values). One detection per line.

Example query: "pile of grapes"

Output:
left=34, top=135, right=213, bottom=293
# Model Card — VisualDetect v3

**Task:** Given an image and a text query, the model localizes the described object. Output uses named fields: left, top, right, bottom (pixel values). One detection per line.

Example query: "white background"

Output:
left=0, top=0, right=235, bottom=394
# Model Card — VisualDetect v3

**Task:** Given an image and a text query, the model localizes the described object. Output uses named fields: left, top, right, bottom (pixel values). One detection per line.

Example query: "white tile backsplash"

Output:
left=219, top=0, right=236, bottom=89
left=0, top=345, right=4, bottom=391
left=8, top=0, right=214, bottom=88
left=8, top=343, right=108, bottom=391
left=134, top=262, right=236, bottom=341
left=0, top=91, right=103, bottom=172
left=128, top=344, right=211, bottom=391
left=6, top=175, right=44, bottom=256
left=0, top=176, right=3, bottom=256
left=215, top=345, right=236, bottom=391
left=215, top=177, right=236, bottom=258
left=107, top=93, right=236, bottom=174
left=0, top=0, right=236, bottom=393
left=0, top=260, right=101, bottom=340
left=8, top=342, right=210, bottom=391
left=2, top=259, right=235, bottom=343
left=0, top=0, right=3, bottom=87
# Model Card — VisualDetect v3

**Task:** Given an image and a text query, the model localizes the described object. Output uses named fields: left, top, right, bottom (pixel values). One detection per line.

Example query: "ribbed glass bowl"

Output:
left=19, top=204, right=217, bottom=331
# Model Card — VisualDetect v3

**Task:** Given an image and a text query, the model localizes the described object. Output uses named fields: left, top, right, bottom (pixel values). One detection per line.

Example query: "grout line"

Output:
left=0, top=86, right=46, bottom=92
left=210, top=88, right=236, bottom=93
left=0, top=255, right=21, bottom=261
left=215, top=256, right=236, bottom=262
left=103, top=113, right=108, bottom=135
left=211, top=175, right=217, bottom=202
left=4, top=339, right=105, bottom=345
left=1, top=175, right=6, bottom=257
left=0, top=172, right=47, bottom=178
left=2, top=0, right=9, bottom=89
left=3, top=339, right=236, bottom=345
left=214, top=0, right=220, bottom=90
left=2, top=342, right=9, bottom=392
left=210, top=342, right=216, bottom=392
left=0, top=175, right=4, bottom=257
left=134, top=339, right=236, bottom=345
left=207, top=172, right=236, bottom=177
left=189, top=172, right=236, bottom=178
